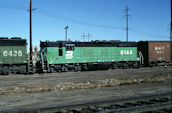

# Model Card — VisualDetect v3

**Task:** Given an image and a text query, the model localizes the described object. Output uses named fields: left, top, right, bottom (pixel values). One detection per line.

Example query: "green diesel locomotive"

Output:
left=39, top=40, right=140, bottom=72
left=0, top=38, right=28, bottom=74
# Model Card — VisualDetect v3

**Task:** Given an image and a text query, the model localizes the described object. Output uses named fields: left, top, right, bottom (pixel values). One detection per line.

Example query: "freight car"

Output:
left=138, top=41, right=171, bottom=66
left=0, top=37, right=28, bottom=74
left=38, top=40, right=140, bottom=72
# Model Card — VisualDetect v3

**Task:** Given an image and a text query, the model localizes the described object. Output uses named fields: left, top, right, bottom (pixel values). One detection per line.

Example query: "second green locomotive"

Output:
left=39, top=40, right=140, bottom=72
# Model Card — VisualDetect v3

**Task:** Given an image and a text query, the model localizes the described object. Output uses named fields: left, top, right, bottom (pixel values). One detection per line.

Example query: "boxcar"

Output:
left=39, top=40, right=140, bottom=72
left=0, top=37, right=27, bottom=74
left=138, top=41, right=171, bottom=66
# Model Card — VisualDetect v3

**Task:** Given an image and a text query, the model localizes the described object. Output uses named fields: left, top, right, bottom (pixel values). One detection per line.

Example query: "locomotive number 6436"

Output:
left=3, top=50, right=23, bottom=57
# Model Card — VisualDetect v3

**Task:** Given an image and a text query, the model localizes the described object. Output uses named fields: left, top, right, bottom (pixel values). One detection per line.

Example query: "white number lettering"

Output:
left=13, top=50, right=17, bottom=56
left=120, top=50, right=124, bottom=55
left=3, top=50, right=8, bottom=57
left=9, top=51, right=12, bottom=56
left=120, top=50, right=133, bottom=55
left=124, top=50, right=126, bottom=55
left=2, top=50, right=23, bottom=57
left=18, top=50, right=22, bottom=56
left=126, top=50, right=129, bottom=55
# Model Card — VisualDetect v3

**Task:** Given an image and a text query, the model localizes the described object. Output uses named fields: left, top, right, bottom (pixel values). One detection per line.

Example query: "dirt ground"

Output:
left=0, top=66, right=171, bottom=111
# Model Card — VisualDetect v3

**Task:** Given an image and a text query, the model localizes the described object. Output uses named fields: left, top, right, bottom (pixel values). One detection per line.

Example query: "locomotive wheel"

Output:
left=58, top=69, right=62, bottom=72
left=74, top=65, right=81, bottom=71
left=3, top=70, right=9, bottom=75
left=82, top=64, right=88, bottom=71
left=47, top=68, right=54, bottom=73
left=133, top=62, right=139, bottom=68
left=3, top=66, right=9, bottom=75
left=62, top=66, right=68, bottom=72
left=112, top=63, right=118, bottom=69
left=123, top=63, right=129, bottom=69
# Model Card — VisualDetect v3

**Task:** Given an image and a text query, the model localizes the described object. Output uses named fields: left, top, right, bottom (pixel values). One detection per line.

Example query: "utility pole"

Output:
left=81, top=33, right=91, bottom=42
left=28, top=0, right=36, bottom=62
left=170, top=0, right=172, bottom=61
left=170, top=0, right=172, bottom=41
left=64, top=26, right=68, bottom=41
left=87, top=32, right=91, bottom=42
left=81, top=33, right=86, bottom=42
left=125, top=6, right=130, bottom=42
left=29, top=0, right=32, bottom=62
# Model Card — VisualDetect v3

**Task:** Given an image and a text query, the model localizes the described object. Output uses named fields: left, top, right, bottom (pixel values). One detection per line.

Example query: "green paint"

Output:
left=42, top=46, right=140, bottom=64
left=0, top=46, right=27, bottom=64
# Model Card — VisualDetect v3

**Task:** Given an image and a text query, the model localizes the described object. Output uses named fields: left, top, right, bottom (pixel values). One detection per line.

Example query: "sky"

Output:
left=0, top=0, right=171, bottom=48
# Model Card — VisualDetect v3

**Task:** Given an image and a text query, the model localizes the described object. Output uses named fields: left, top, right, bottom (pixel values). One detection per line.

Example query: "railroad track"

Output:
left=1, top=91, right=171, bottom=113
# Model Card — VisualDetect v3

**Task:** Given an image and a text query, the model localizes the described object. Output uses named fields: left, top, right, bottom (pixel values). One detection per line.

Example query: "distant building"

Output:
left=27, top=46, right=40, bottom=66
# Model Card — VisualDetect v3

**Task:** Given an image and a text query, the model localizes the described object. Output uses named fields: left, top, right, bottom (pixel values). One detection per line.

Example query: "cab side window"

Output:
left=66, top=44, right=75, bottom=51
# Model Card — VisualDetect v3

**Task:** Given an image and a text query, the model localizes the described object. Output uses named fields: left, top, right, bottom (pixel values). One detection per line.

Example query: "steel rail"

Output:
left=102, top=101, right=172, bottom=113
left=1, top=91, right=171, bottom=113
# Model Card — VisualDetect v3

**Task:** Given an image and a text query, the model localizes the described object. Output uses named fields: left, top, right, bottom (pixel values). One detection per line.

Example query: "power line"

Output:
left=0, top=2, right=169, bottom=40
left=131, top=29, right=169, bottom=39
left=42, top=0, right=119, bottom=19
left=0, top=5, right=27, bottom=10
left=0, top=0, right=28, bottom=10
left=36, top=10, right=124, bottom=30
left=0, top=4, right=123, bottom=30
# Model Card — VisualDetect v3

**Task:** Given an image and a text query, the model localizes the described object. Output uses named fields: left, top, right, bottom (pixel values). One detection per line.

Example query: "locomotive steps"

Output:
left=0, top=66, right=171, bottom=94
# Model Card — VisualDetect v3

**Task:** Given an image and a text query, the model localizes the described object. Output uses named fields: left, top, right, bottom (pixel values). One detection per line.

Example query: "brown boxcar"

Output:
left=138, top=41, right=171, bottom=66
